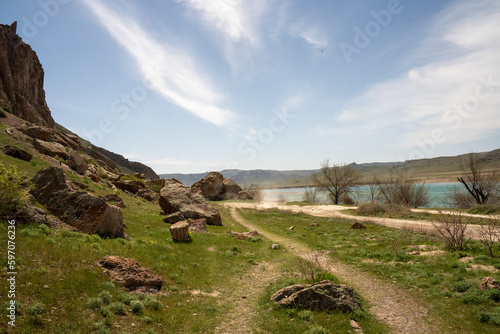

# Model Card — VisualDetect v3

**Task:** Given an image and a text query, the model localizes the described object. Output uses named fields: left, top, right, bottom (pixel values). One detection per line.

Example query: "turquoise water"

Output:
left=262, top=183, right=460, bottom=208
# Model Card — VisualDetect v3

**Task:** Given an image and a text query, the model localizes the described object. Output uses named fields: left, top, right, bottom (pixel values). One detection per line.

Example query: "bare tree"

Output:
left=477, top=219, right=500, bottom=258
left=375, top=171, right=429, bottom=208
left=457, top=153, right=498, bottom=205
left=311, top=161, right=361, bottom=205
left=302, top=187, right=320, bottom=204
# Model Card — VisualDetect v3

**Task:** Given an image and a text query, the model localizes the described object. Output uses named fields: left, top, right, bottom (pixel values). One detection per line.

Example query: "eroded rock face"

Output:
left=98, top=255, right=163, bottom=293
left=67, top=149, right=88, bottom=174
left=222, top=178, right=244, bottom=199
left=33, top=139, right=68, bottom=159
left=271, top=280, right=361, bottom=312
left=30, top=166, right=126, bottom=238
left=159, top=178, right=222, bottom=226
left=0, top=23, right=55, bottom=127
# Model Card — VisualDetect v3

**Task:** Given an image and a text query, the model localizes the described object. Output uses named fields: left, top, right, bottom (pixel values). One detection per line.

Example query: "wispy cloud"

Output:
left=333, top=0, right=500, bottom=149
left=82, top=0, right=235, bottom=126
left=179, top=0, right=266, bottom=71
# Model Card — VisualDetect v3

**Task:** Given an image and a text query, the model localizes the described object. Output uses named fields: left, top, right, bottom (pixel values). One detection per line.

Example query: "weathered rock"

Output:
left=162, top=211, right=185, bottom=224
left=159, top=178, right=222, bottom=226
left=188, top=218, right=209, bottom=233
left=113, top=179, right=145, bottom=194
left=0, top=23, right=55, bottom=127
left=351, top=222, right=366, bottom=230
left=170, top=221, right=189, bottom=242
left=33, top=139, right=68, bottom=159
left=30, top=166, right=126, bottom=238
left=272, top=244, right=280, bottom=249
left=19, top=125, right=52, bottom=141
left=67, top=149, right=88, bottom=174
left=238, top=190, right=254, bottom=200
left=192, top=172, right=224, bottom=200
left=98, top=255, right=163, bottom=292
left=55, top=132, right=80, bottom=150
left=13, top=194, right=53, bottom=225
left=288, top=226, right=295, bottom=231
left=100, top=193, right=126, bottom=208
left=271, top=280, right=361, bottom=312
left=2, top=145, right=32, bottom=161
left=228, top=230, right=261, bottom=240
left=479, top=277, right=500, bottom=290
left=222, top=178, right=243, bottom=199
left=136, top=188, right=159, bottom=202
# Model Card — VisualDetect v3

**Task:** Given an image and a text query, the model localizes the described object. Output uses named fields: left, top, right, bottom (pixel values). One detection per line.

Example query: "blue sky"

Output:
left=1, top=0, right=500, bottom=174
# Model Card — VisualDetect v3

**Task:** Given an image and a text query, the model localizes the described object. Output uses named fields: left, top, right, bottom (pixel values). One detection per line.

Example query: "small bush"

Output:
left=143, top=296, right=162, bottom=311
left=141, top=316, right=153, bottom=324
left=27, top=302, right=45, bottom=326
left=108, top=302, right=126, bottom=315
left=87, top=297, right=103, bottom=310
left=92, top=321, right=110, bottom=334
left=0, top=164, right=29, bottom=216
left=304, top=325, right=329, bottom=334
left=101, top=281, right=115, bottom=291
left=118, top=293, right=135, bottom=305
left=297, top=310, right=314, bottom=322
left=452, top=280, right=473, bottom=293
left=99, top=291, right=112, bottom=305
left=130, top=300, right=144, bottom=314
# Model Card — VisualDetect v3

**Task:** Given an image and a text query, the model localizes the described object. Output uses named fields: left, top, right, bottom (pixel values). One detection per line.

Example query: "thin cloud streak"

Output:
left=83, top=0, right=235, bottom=126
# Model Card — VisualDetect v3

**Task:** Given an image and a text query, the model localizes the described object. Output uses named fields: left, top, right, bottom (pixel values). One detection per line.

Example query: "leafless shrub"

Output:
left=243, top=184, right=263, bottom=202
left=432, top=212, right=470, bottom=251
left=375, top=172, right=429, bottom=208
left=477, top=219, right=500, bottom=258
left=302, top=187, right=320, bottom=204
left=277, top=194, right=287, bottom=204
left=295, top=252, right=327, bottom=284
left=445, top=185, right=476, bottom=209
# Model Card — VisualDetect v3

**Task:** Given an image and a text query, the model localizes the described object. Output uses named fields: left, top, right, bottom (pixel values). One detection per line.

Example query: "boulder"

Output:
left=30, top=166, right=126, bottom=238
left=98, top=255, right=163, bottom=292
left=222, top=178, right=243, bottom=199
left=113, top=179, right=145, bottom=194
left=271, top=280, right=361, bottom=312
left=238, top=191, right=254, bottom=200
left=19, top=125, right=52, bottom=141
left=162, top=211, right=185, bottom=224
left=100, top=193, right=126, bottom=208
left=159, top=179, right=222, bottom=226
left=272, top=244, right=280, bottom=249
left=136, top=188, right=159, bottom=202
left=2, top=145, right=32, bottom=161
left=188, top=218, right=209, bottom=233
left=191, top=172, right=224, bottom=200
left=33, top=139, right=68, bottom=159
left=351, top=222, right=366, bottom=230
left=228, top=230, right=261, bottom=240
left=67, top=149, right=88, bottom=174
left=479, top=277, right=500, bottom=290
left=55, top=132, right=80, bottom=150
left=170, top=221, right=189, bottom=242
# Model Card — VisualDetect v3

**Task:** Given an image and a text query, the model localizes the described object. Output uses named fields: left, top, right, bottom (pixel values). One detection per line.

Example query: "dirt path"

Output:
left=214, top=260, right=281, bottom=334
left=223, top=202, right=497, bottom=240
left=226, top=206, right=440, bottom=334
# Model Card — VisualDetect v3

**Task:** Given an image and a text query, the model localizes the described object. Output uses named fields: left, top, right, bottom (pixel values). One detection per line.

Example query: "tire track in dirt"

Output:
left=225, top=205, right=441, bottom=334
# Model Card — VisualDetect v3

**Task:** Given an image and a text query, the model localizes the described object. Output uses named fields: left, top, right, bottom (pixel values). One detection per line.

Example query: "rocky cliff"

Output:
left=0, top=22, right=54, bottom=127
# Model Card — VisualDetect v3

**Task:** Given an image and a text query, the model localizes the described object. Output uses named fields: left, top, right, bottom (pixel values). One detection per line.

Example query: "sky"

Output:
left=1, top=0, right=500, bottom=174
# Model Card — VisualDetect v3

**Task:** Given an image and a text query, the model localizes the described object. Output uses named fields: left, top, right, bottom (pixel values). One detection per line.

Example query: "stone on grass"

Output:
left=170, top=221, right=189, bottom=242
left=351, top=222, right=366, bottom=230
left=479, top=277, right=500, bottom=290
left=271, top=280, right=361, bottom=312
left=272, top=244, right=280, bottom=249
left=188, top=218, right=209, bottom=233
left=228, top=230, right=261, bottom=241
left=98, top=255, right=163, bottom=292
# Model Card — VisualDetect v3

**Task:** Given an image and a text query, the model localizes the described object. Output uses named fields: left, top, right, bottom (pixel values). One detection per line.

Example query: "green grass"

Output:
left=238, top=208, right=500, bottom=333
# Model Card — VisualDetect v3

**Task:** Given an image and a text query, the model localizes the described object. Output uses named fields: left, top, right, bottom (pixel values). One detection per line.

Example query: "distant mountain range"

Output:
left=160, top=148, right=500, bottom=188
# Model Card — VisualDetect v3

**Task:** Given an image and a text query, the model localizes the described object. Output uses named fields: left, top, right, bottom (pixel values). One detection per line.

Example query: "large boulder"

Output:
left=2, top=145, right=32, bottom=161
left=271, top=280, right=361, bottom=312
left=159, top=178, right=222, bottom=226
left=191, top=172, right=224, bottom=200
left=67, top=149, right=88, bottom=174
left=33, top=139, right=68, bottom=159
left=222, top=178, right=243, bottom=199
left=98, top=255, right=163, bottom=293
left=19, top=125, right=52, bottom=141
left=30, top=166, right=126, bottom=238
left=113, top=179, right=145, bottom=194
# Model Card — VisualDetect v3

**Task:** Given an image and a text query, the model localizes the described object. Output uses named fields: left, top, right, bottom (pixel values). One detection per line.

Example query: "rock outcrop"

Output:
left=271, top=280, right=361, bottom=312
left=191, top=171, right=253, bottom=201
left=0, top=23, right=55, bottom=127
left=30, top=166, right=126, bottom=238
left=2, top=145, right=32, bottom=161
left=159, top=178, right=222, bottom=226
left=98, top=255, right=163, bottom=293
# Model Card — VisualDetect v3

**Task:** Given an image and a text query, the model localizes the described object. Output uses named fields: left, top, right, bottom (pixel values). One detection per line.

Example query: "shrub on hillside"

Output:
left=0, top=164, right=29, bottom=217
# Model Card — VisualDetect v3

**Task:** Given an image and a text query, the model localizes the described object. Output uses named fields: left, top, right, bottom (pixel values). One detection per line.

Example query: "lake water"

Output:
left=262, top=183, right=460, bottom=208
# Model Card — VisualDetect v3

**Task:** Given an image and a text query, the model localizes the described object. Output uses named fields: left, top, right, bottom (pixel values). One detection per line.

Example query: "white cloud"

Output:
left=334, top=0, right=500, bottom=151
left=83, top=0, right=235, bottom=126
